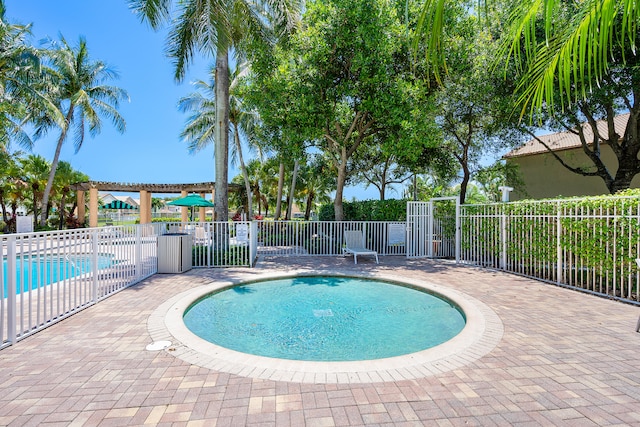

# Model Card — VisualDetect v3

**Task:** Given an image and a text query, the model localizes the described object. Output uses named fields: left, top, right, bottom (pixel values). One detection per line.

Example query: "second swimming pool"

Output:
left=183, top=276, right=466, bottom=361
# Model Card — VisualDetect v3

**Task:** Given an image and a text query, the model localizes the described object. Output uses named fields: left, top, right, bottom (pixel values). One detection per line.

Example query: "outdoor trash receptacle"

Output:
left=157, top=233, right=193, bottom=273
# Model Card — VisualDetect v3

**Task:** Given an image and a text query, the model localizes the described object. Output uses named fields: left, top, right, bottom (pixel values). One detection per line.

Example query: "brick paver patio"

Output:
left=1, top=257, right=639, bottom=426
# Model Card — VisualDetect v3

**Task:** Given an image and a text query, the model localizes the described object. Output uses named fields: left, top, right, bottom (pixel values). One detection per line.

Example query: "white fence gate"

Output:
left=406, top=201, right=429, bottom=258
left=406, top=198, right=460, bottom=260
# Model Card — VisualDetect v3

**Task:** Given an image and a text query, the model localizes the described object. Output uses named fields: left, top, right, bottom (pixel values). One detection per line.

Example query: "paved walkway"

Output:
left=1, top=257, right=639, bottom=426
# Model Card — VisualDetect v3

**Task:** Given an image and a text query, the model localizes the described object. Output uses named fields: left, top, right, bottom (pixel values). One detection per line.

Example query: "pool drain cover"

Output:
left=313, top=309, right=333, bottom=317
left=146, top=340, right=172, bottom=351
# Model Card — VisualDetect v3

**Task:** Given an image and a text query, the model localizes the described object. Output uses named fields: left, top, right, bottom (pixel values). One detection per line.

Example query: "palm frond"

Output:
left=128, top=0, right=172, bottom=30
left=167, top=0, right=231, bottom=81
left=507, top=0, right=639, bottom=117
left=412, top=0, right=447, bottom=83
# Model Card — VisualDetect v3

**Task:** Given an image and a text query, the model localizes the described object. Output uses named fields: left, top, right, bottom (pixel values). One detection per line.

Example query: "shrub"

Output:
left=318, top=199, right=407, bottom=221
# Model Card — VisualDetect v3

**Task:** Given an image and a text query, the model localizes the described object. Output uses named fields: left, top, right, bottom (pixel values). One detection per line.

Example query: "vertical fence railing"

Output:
left=255, top=221, right=407, bottom=257
left=4, top=199, right=639, bottom=351
left=1, top=224, right=159, bottom=349
left=460, top=197, right=640, bottom=305
left=157, top=221, right=253, bottom=267
left=407, top=202, right=429, bottom=258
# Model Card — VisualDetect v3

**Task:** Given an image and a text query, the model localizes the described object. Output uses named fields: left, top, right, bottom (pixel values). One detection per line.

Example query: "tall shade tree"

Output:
left=129, top=0, right=300, bottom=221
left=351, top=144, right=412, bottom=201
left=33, top=36, right=128, bottom=227
left=250, top=0, right=413, bottom=221
left=411, top=0, right=527, bottom=203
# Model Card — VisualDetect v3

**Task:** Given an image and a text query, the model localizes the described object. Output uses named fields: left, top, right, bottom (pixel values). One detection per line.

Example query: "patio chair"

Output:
left=343, top=230, right=379, bottom=264
left=194, top=226, right=209, bottom=244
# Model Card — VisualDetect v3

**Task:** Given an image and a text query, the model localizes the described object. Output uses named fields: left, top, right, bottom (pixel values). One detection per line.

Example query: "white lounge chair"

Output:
left=343, top=230, right=379, bottom=264
left=194, top=226, right=209, bottom=244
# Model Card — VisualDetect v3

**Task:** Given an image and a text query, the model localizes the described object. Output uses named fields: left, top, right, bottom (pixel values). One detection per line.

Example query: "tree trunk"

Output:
left=305, top=192, right=314, bottom=220
left=334, top=161, right=347, bottom=221
left=0, top=190, right=7, bottom=223
left=32, top=189, right=39, bottom=230
left=41, top=106, right=73, bottom=227
left=234, top=125, right=253, bottom=218
left=610, top=128, right=640, bottom=193
left=254, top=185, right=262, bottom=215
left=58, top=193, right=66, bottom=230
left=214, top=47, right=230, bottom=221
left=285, top=160, right=299, bottom=220
left=610, top=163, right=636, bottom=193
left=274, top=162, right=285, bottom=219
left=459, top=164, right=470, bottom=204
left=326, top=112, right=373, bottom=221
left=9, top=203, right=18, bottom=233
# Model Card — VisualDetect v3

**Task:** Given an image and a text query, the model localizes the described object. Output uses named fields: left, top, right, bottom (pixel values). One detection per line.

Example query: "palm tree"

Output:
left=416, top=0, right=639, bottom=116
left=0, top=4, right=45, bottom=151
left=51, top=161, right=88, bottom=230
left=179, top=62, right=259, bottom=218
left=33, top=35, right=128, bottom=227
left=251, top=156, right=281, bottom=217
left=18, top=154, right=49, bottom=229
left=295, top=157, right=334, bottom=220
left=0, top=148, right=22, bottom=229
left=245, top=158, right=270, bottom=216
left=129, top=0, right=300, bottom=221
left=503, top=0, right=639, bottom=116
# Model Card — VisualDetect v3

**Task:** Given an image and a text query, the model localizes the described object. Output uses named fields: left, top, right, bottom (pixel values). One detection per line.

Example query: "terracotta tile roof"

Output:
left=504, top=113, right=629, bottom=158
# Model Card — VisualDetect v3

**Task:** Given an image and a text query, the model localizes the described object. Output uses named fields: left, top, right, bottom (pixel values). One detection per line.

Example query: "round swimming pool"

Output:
left=183, top=276, right=466, bottom=361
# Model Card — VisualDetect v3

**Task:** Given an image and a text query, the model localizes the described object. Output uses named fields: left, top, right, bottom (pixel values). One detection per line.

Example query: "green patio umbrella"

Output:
left=100, top=200, right=138, bottom=210
left=167, top=194, right=215, bottom=220
left=100, top=200, right=138, bottom=225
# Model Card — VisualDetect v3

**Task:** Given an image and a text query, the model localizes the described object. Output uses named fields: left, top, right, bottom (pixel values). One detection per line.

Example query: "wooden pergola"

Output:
left=71, top=181, right=240, bottom=227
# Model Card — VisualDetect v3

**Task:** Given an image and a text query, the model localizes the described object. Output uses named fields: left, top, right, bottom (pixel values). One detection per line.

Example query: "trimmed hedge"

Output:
left=318, top=199, right=407, bottom=221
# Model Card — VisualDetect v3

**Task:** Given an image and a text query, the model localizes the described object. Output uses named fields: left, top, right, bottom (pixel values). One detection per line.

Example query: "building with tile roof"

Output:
left=503, top=113, right=640, bottom=200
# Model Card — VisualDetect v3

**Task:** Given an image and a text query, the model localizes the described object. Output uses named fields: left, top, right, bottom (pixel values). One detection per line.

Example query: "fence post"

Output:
left=135, top=225, right=142, bottom=279
left=92, top=229, right=99, bottom=302
left=250, top=221, right=258, bottom=267
left=428, top=200, right=434, bottom=258
left=6, top=235, right=17, bottom=345
left=500, top=212, right=505, bottom=270
left=455, top=198, right=461, bottom=263
left=556, top=202, right=563, bottom=284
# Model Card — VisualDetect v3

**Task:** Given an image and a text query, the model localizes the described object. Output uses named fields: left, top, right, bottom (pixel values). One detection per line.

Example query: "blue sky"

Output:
left=6, top=2, right=216, bottom=188
left=5, top=1, right=387, bottom=200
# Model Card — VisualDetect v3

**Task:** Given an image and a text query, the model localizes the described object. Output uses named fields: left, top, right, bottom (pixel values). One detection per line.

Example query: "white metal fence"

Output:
left=1, top=221, right=256, bottom=349
left=4, top=197, right=639, bottom=350
left=459, top=197, right=640, bottom=304
left=1, top=225, right=157, bottom=350
left=254, top=220, right=407, bottom=257
left=406, top=199, right=459, bottom=259
left=156, top=221, right=254, bottom=268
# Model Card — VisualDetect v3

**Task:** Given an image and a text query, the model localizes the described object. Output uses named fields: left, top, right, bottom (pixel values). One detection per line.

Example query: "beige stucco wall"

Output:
left=507, top=145, right=640, bottom=200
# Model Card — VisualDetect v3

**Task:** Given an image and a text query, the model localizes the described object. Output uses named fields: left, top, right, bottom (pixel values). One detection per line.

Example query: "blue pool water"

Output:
left=2, top=254, right=113, bottom=295
left=183, top=276, right=466, bottom=361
